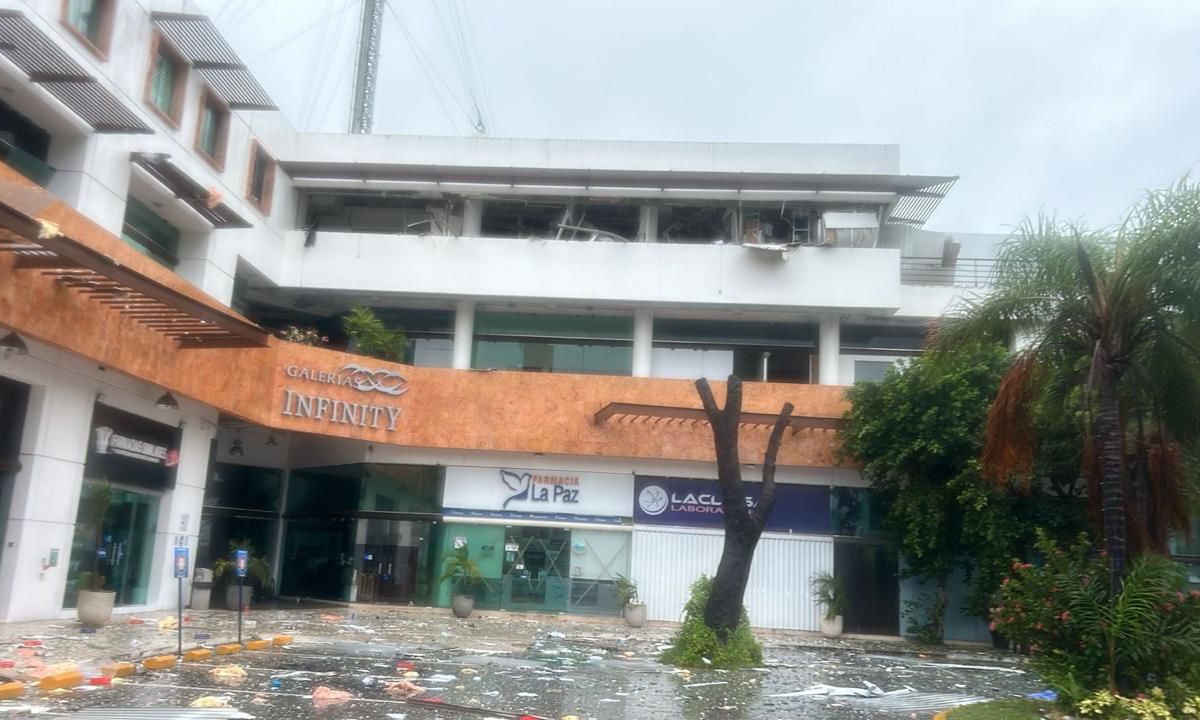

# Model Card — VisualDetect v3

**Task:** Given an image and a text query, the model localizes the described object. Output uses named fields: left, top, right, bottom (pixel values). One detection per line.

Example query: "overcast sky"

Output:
left=197, top=0, right=1200, bottom=234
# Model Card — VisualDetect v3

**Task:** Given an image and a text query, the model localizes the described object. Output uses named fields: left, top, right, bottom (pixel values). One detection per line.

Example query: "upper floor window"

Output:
left=146, top=34, right=187, bottom=125
left=246, top=142, right=276, bottom=215
left=121, top=196, right=180, bottom=269
left=194, top=89, right=228, bottom=170
left=64, top=0, right=114, bottom=57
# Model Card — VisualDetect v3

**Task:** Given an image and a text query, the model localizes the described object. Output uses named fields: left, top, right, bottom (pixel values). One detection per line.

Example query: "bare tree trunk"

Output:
left=696, top=376, right=793, bottom=639
left=1095, top=363, right=1127, bottom=591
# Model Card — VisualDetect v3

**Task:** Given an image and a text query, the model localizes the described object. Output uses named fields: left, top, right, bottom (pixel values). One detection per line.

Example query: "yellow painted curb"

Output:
left=244, top=639, right=270, bottom=651
left=183, top=649, right=213, bottom=662
left=0, top=681, right=25, bottom=699
left=271, top=635, right=294, bottom=646
left=39, top=670, right=83, bottom=691
left=932, top=712, right=950, bottom=720
left=100, top=661, right=135, bottom=678
left=215, top=643, right=243, bottom=656
left=141, top=655, right=178, bottom=671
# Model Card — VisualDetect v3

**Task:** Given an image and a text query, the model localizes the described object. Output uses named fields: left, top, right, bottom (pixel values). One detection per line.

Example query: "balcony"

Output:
left=900, top=256, right=994, bottom=288
left=0, top=138, right=53, bottom=187
left=282, top=231, right=906, bottom=313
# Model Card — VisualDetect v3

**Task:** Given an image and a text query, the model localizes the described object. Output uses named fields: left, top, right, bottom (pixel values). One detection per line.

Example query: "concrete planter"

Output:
left=225, top=584, right=253, bottom=610
left=77, top=590, right=115, bottom=627
left=450, top=594, right=475, bottom=618
left=819, top=615, right=844, bottom=638
left=624, top=602, right=647, bottom=628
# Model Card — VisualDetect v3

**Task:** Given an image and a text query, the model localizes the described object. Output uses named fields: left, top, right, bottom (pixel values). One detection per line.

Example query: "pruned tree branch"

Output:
left=754, top=401, right=794, bottom=528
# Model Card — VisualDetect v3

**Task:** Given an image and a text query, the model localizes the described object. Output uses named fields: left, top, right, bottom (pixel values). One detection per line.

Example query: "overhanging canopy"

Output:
left=594, top=401, right=843, bottom=432
left=151, top=13, right=276, bottom=111
left=0, top=11, right=151, bottom=134
left=132, top=152, right=251, bottom=229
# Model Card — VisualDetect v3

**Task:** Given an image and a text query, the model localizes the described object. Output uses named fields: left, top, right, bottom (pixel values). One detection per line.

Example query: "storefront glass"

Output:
left=437, top=523, right=630, bottom=615
left=280, top=463, right=441, bottom=603
left=198, top=461, right=282, bottom=602
left=63, top=482, right=160, bottom=608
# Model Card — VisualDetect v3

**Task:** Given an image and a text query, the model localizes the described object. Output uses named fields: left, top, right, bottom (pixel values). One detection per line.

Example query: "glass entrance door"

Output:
left=502, top=527, right=569, bottom=612
left=355, top=519, right=435, bottom=605
left=64, top=483, right=160, bottom=608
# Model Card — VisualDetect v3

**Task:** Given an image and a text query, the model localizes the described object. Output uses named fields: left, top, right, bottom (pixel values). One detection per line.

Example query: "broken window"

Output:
left=302, top=192, right=457, bottom=235
left=658, top=204, right=736, bottom=243
left=481, top=200, right=638, bottom=242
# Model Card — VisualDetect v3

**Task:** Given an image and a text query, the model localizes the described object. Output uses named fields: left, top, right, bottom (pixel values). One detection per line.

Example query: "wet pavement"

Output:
left=0, top=607, right=1043, bottom=718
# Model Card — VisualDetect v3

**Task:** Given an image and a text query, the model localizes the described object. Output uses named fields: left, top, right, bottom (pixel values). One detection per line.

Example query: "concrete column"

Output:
left=462, top=199, right=483, bottom=237
left=632, top=309, right=653, bottom=377
left=46, top=136, right=131, bottom=236
left=818, top=316, right=841, bottom=385
left=451, top=300, right=476, bottom=370
left=637, top=205, right=659, bottom=242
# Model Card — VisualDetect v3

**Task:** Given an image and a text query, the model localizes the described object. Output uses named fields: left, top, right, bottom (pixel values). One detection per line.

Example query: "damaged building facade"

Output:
left=1, top=0, right=1162, bottom=643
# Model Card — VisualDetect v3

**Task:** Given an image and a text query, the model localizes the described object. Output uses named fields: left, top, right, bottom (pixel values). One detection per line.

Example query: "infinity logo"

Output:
left=340, top=364, right=409, bottom=396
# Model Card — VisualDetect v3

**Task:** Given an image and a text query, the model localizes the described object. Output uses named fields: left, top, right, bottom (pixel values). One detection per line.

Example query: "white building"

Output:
left=0, top=0, right=1001, bottom=638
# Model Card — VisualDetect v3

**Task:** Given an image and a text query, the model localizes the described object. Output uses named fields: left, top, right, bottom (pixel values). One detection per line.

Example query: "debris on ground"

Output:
left=156, top=616, right=178, bottom=631
left=209, top=665, right=248, bottom=685
left=189, top=694, right=232, bottom=707
left=311, top=685, right=353, bottom=708
left=383, top=679, right=425, bottom=698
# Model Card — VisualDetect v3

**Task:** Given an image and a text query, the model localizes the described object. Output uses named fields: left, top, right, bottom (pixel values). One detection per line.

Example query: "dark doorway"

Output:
left=0, top=376, right=30, bottom=573
left=835, top=539, right=900, bottom=635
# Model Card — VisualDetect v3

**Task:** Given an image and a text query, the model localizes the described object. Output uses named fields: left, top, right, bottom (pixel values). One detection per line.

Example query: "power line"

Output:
left=245, top=0, right=358, bottom=65
left=383, top=0, right=467, bottom=134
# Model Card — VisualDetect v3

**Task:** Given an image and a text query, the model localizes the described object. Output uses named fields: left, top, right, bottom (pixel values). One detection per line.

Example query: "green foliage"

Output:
left=809, top=571, right=846, bottom=621
left=937, top=180, right=1200, bottom=564
left=1077, top=688, right=1200, bottom=719
left=76, top=571, right=107, bottom=593
left=437, top=545, right=485, bottom=596
left=945, top=699, right=1051, bottom=719
left=904, top=592, right=947, bottom=645
left=991, top=532, right=1200, bottom=712
left=213, top=539, right=275, bottom=591
left=342, top=306, right=407, bottom=362
left=277, top=325, right=327, bottom=346
left=660, top=576, right=762, bottom=669
left=615, top=574, right=639, bottom=607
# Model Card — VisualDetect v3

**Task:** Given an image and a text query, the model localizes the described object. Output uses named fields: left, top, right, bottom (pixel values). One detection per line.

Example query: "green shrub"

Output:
left=1077, top=688, right=1200, bottom=719
left=990, top=531, right=1200, bottom=713
left=343, top=306, right=406, bottom=362
left=660, top=576, right=762, bottom=669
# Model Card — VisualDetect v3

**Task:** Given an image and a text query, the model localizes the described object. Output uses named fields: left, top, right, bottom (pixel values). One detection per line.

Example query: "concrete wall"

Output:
left=0, top=338, right=217, bottom=621
left=283, top=232, right=904, bottom=313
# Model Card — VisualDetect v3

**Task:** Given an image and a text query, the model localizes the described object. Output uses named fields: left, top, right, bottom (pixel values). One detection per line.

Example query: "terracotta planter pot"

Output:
left=819, top=614, right=844, bottom=638
left=77, top=590, right=115, bottom=627
left=451, top=594, right=475, bottom=618
left=624, top=603, right=647, bottom=628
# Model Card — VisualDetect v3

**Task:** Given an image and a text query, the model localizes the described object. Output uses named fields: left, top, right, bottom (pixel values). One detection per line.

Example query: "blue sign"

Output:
left=173, top=546, right=189, bottom=579
left=234, top=549, right=248, bottom=578
left=634, top=475, right=831, bottom=534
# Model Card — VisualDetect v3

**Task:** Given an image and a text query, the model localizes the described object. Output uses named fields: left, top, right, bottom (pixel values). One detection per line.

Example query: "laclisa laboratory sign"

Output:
left=279, top=363, right=407, bottom=431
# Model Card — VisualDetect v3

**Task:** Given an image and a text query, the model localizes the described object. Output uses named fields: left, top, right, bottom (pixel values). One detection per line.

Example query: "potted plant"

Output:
left=811, top=571, right=847, bottom=638
left=213, top=540, right=274, bottom=610
left=615, top=574, right=646, bottom=628
left=76, top=482, right=116, bottom=627
left=437, top=545, right=484, bottom=618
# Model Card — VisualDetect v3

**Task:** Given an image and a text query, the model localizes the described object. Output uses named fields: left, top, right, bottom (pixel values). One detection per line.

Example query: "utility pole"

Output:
left=349, top=0, right=384, bottom=134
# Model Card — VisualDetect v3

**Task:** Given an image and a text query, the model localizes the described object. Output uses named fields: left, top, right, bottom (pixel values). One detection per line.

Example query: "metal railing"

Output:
left=900, top=256, right=995, bottom=288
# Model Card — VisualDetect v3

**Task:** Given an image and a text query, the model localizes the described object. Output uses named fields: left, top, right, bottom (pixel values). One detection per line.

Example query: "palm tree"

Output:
left=937, top=179, right=1200, bottom=590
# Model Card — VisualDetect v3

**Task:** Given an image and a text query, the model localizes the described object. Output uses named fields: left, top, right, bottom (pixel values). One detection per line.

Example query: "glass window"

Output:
left=67, top=0, right=105, bottom=45
left=196, top=96, right=227, bottom=164
left=205, top=463, right=281, bottom=512
left=121, top=197, right=180, bottom=268
left=831, top=487, right=888, bottom=538
left=1169, top=516, right=1200, bottom=557
left=149, top=47, right=180, bottom=117
left=853, top=360, right=894, bottom=383
left=287, top=464, right=441, bottom=515
left=247, top=144, right=276, bottom=213
left=63, top=482, right=161, bottom=608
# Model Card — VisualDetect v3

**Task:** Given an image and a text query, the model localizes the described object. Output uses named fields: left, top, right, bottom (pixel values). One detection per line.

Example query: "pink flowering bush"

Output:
left=990, top=531, right=1200, bottom=712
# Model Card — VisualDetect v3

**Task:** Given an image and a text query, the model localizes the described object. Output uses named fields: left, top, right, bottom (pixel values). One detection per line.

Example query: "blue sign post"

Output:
left=234, top=549, right=248, bottom=645
left=173, top=546, right=188, bottom=656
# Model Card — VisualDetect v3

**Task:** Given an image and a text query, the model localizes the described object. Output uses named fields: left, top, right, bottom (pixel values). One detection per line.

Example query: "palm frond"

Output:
left=981, top=352, right=1039, bottom=488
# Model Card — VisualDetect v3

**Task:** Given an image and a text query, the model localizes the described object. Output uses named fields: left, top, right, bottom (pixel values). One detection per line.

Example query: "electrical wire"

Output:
left=383, top=0, right=467, bottom=134
left=308, top=1, right=356, bottom=130
left=457, top=0, right=493, bottom=133
left=299, top=0, right=337, bottom=128
left=245, top=0, right=358, bottom=65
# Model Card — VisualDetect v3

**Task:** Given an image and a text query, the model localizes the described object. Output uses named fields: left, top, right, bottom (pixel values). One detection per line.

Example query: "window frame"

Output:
left=61, top=0, right=116, bottom=59
left=245, top=141, right=276, bottom=215
left=193, top=87, right=230, bottom=171
left=143, top=32, right=188, bottom=127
